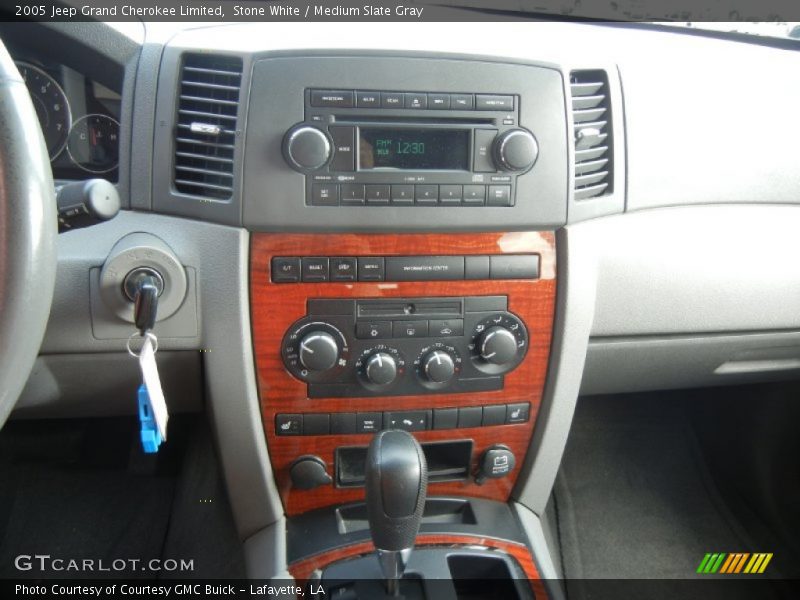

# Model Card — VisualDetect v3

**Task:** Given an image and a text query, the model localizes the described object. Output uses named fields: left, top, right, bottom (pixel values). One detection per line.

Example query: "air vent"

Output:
left=570, top=70, right=613, bottom=200
left=173, top=54, right=242, bottom=200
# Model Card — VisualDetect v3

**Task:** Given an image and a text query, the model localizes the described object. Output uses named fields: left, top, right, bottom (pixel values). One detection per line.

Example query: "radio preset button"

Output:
left=310, top=89, right=354, bottom=108
left=415, top=185, right=438, bottom=205
left=341, top=184, right=365, bottom=205
left=463, top=185, right=487, bottom=205
left=366, top=184, right=391, bottom=205
left=451, top=94, right=474, bottom=109
left=391, top=185, right=415, bottom=205
left=381, top=92, right=403, bottom=108
left=404, top=93, right=428, bottom=109
left=311, top=183, right=339, bottom=206
left=439, top=185, right=463, bottom=204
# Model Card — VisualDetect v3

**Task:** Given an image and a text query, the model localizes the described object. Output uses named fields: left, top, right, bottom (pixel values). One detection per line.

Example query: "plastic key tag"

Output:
left=138, top=384, right=162, bottom=453
left=137, top=333, right=169, bottom=443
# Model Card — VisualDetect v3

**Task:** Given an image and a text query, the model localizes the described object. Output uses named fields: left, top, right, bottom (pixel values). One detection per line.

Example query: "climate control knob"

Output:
left=283, top=125, right=331, bottom=172
left=365, top=352, right=398, bottom=386
left=298, top=331, right=339, bottom=372
left=478, top=326, right=519, bottom=366
left=493, top=128, right=538, bottom=172
left=422, top=350, right=456, bottom=384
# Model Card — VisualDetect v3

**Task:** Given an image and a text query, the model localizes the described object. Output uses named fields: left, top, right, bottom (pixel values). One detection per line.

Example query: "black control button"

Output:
left=433, top=408, right=458, bottom=430
left=391, top=185, right=415, bottom=205
left=276, top=414, right=302, bottom=436
left=356, top=91, right=380, bottom=107
left=490, top=255, right=540, bottom=279
left=303, top=413, right=330, bottom=435
left=271, top=257, right=301, bottom=283
left=482, top=404, right=507, bottom=426
left=310, top=89, right=354, bottom=108
left=404, top=93, right=428, bottom=109
left=415, top=185, right=438, bottom=205
left=474, top=129, right=498, bottom=173
left=311, top=183, right=339, bottom=206
left=366, top=184, right=391, bottom=205
left=458, top=406, right=483, bottom=429
left=384, top=410, right=430, bottom=432
left=393, top=320, right=428, bottom=338
left=487, top=185, right=513, bottom=207
left=341, top=184, right=365, bottom=205
left=465, top=256, right=490, bottom=280
left=506, top=402, right=530, bottom=424
left=381, top=92, right=403, bottom=108
left=428, top=93, right=450, bottom=109
left=301, top=257, right=329, bottom=282
left=331, top=412, right=356, bottom=434
left=386, top=256, right=465, bottom=281
left=476, top=94, right=514, bottom=111
left=439, top=185, right=463, bottom=204
left=451, top=94, right=474, bottom=109
left=331, top=257, right=357, bottom=281
left=428, top=319, right=464, bottom=337
left=355, top=321, right=392, bottom=339
left=463, top=185, right=486, bottom=205
left=329, top=126, right=355, bottom=172
left=356, top=412, right=383, bottom=433
left=358, top=257, right=385, bottom=281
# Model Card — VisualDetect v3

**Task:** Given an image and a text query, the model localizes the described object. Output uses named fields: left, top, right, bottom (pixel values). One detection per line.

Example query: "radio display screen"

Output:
left=359, top=128, right=470, bottom=170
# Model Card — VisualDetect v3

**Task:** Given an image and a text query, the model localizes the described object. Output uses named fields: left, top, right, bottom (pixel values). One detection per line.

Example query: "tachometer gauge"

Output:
left=15, top=61, right=71, bottom=160
left=66, top=114, right=120, bottom=173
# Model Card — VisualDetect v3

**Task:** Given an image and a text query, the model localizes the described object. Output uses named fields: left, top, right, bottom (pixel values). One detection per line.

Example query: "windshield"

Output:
left=660, top=22, right=800, bottom=40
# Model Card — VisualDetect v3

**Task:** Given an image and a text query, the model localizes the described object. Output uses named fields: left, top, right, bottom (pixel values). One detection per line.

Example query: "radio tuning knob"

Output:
left=283, top=125, right=331, bottom=172
left=365, top=352, right=398, bottom=386
left=478, top=326, right=519, bottom=366
left=493, top=129, right=539, bottom=173
left=298, top=331, right=340, bottom=372
left=422, top=350, right=456, bottom=384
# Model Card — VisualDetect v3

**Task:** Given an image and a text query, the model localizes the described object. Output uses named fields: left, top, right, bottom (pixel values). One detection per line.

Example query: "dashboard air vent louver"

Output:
left=570, top=70, right=613, bottom=200
left=173, top=54, right=242, bottom=200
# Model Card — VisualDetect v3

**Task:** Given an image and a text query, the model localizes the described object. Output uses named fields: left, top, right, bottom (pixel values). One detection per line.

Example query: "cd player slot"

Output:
left=357, top=298, right=463, bottom=319
left=332, top=115, right=495, bottom=125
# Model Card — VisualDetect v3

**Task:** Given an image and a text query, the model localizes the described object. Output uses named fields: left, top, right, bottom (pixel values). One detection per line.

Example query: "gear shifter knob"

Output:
left=365, top=430, right=427, bottom=595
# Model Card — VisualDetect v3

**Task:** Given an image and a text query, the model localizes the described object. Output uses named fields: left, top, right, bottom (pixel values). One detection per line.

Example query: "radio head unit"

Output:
left=282, top=88, right=539, bottom=208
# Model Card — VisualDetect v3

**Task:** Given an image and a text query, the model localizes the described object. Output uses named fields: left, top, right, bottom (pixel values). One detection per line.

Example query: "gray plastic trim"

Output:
left=513, top=227, right=597, bottom=516
left=244, top=519, right=291, bottom=580
left=512, top=502, right=566, bottom=598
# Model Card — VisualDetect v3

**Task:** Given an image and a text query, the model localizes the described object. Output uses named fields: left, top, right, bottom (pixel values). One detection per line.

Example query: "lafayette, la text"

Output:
left=43, top=4, right=424, bottom=18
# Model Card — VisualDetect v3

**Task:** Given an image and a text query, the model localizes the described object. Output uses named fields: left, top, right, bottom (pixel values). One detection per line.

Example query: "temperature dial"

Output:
left=415, top=343, right=462, bottom=389
left=282, top=319, right=349, bottom=382
left=470, top=313, right=528, bottom=375
left=356, top=346, right=406, bottom=390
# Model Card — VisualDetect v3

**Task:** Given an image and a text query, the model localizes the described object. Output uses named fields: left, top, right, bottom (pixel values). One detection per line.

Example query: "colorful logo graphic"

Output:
left=697, top=553, right=773, bottom=574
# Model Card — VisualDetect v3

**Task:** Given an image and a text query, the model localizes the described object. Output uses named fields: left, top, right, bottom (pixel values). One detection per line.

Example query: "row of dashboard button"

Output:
left=276, top=402, right=530, bottom=435
left=355, top=319, right=464, bottom=339
left=310, top=89, right=514, bottom=111
left=311, top=184, right=512, bottom=207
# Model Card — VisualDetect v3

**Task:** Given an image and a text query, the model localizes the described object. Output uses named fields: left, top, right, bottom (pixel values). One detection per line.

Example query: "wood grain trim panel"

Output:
left=251, top=232, right=556, bottom=516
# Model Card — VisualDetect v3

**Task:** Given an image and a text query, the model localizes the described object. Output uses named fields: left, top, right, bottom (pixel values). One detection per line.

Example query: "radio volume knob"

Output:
left=298, top=331, right=339, bottom=372
left=283, top=125, right=331, bottom=172
left=423, top=350, right=456, bottom=384
left=365, top=352, right=398, bottom=386
left=493, top=129, right=539, bottom=173
left=478, top=326, right=519, bottom=366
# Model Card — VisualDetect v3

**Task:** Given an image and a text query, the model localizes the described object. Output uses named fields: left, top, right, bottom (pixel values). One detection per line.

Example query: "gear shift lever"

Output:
left=365, top=430, right=428, bottom=596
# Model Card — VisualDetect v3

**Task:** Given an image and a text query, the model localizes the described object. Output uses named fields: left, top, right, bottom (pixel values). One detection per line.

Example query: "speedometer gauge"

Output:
left=15, top=61, right=71, bottom=160
left=66, top=114, right=120, bottom=173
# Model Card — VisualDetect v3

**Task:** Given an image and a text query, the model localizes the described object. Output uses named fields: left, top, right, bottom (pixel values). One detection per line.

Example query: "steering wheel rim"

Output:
left=0, top=40, right=57, bottom=428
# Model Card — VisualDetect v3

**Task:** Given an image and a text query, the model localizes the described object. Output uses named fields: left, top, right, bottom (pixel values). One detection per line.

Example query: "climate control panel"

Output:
left=281, top=296, right=528, bottom=398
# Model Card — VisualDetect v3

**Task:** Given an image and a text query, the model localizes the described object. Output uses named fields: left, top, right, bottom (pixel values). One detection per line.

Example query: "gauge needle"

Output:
left=91, top=127, right=96, bottom=146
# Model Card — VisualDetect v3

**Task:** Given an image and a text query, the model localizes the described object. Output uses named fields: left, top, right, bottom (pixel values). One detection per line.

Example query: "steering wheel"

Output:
left=0, top=40, right=57, bottom=428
